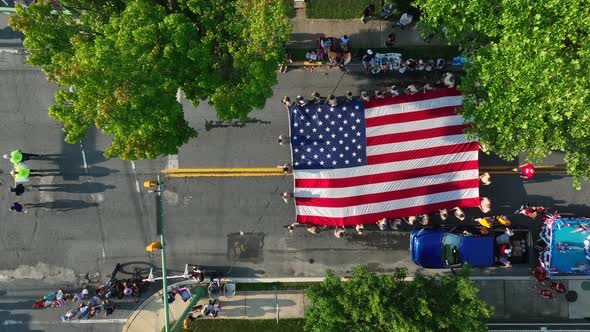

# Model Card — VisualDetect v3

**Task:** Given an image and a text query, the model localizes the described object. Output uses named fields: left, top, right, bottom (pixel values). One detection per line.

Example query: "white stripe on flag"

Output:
left=294, top=169, right=479, bottom=198
left=296, top=188, right=480, bottom=217
left=367, top=115, right=464, bottom=137
left=364, top=95, right=463, bottom=118
left=293, top=150, right=478, bottom=179
left=366, top=134, right=471, bottom=156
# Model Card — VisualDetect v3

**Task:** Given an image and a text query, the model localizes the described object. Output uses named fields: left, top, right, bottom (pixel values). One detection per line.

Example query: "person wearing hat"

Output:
left=362, top=49, right=375, bottom=73
left=296, top=95, right=307, bottom=106
left=326, top=94, right=337, bottom=106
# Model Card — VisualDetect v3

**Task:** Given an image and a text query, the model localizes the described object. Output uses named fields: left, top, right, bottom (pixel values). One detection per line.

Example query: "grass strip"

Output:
left=306, top=0, right=416, bottom=19
left=186, top=318, right=305, bottom=332
left=236, top=282, right=317, bottom=291
left=306, top=0, right=372, bottom=19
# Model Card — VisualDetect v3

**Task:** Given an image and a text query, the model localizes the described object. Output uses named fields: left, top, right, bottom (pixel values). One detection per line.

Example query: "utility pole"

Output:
left=156, top=174, right=171, bottom=332
left=145, top=175, right=170, bottom=332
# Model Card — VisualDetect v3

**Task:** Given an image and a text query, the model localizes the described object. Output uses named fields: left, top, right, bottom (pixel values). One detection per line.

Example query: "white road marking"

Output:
left=129, top=161, right=141, bottom=193
left=167, top=154, right=178, bottom=169
left=79, top=141, right=88, bottom=171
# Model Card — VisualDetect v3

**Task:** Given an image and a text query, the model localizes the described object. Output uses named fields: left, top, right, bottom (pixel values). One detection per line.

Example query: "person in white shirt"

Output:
left=393, top=13, right=413, bottom=29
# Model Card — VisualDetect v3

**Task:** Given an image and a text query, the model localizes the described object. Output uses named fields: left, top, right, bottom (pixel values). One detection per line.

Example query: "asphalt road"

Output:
left=2, top=52, right=590, bottom=331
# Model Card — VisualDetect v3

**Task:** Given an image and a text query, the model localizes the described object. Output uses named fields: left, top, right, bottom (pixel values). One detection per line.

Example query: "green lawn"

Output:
left=186, top=319, right=305, bottom=332
left=306, top=0, right=417, bottom=19
left=306, top=0, right=373, bottom=19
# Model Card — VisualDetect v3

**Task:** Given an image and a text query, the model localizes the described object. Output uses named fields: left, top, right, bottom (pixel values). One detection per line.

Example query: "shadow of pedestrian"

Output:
left=28, top=199, right=99, bottom=211
left=87, top=166, right=120, bottom=178
left=32, top=182, right=116, bottom=194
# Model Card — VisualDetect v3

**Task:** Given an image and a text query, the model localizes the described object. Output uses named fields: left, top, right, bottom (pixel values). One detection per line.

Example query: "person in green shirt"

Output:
left=2, top=149, right=40, bottom=165
left=10, top=164, right=32, bottom=182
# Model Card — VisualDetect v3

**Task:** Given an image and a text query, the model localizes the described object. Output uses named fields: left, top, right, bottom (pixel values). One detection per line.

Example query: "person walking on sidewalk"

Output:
left=3, top=150, right=40, bottom=165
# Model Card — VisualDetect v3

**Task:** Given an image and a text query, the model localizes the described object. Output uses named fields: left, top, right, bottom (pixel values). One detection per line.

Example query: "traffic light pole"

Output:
left=156, top=174, right=171, bottom=332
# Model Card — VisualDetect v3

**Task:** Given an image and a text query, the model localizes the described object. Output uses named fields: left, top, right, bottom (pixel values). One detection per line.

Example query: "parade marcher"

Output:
left=3, top=149, right=40, bottom=165
left=278, top=163, right=293, bottom=174
left=454, top=207, right=466, bottom=221
left=480, top=172, right=491, bottom=185
left=306, top=225, right=321, bottom=235
left=334, top=227, right=345, bottom=238
left=10, top=184, right=25, bottom=196
left=439, top=209, right=448, bottom=221
left=480, top=197, right=492, bottom=213
left=9, top=202, right=28, bottom=213
left=281, top=96, right=292, bottom=108
left=355, top=224, right=364, bottom=235
left=513, top=163, right=536, bottom=179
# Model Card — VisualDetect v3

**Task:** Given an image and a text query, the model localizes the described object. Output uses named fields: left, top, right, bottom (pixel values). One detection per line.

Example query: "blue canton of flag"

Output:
left=288, top=101, right=367, bottom=170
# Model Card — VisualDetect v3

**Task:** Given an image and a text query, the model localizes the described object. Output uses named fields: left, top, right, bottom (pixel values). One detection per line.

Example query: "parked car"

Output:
left=409, top=227, right=531, bottom=268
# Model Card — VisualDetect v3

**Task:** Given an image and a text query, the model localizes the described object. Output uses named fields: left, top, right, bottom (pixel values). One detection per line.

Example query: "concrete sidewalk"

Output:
left=289, top=16, right=446, bottom=49
left=122, top=286, right=306, bottom=332
left=122, top=277, right=590, bottom=332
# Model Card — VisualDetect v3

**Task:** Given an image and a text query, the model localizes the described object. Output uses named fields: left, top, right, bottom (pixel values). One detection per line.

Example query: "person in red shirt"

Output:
left=512, top=163, right=535, bottom=179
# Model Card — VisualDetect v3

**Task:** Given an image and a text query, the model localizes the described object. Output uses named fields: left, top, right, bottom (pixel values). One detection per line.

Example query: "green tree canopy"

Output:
left=305, top=265, right=493, bottom=332
left=415, top=0, right=590, bottom=188
left=10, top=0, right=291, bottom=159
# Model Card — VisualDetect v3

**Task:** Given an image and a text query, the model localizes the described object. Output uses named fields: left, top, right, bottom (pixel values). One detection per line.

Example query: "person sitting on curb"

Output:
left=362, top=49, right=375, bottom=73
left=393, top=12, right=413, bottom=29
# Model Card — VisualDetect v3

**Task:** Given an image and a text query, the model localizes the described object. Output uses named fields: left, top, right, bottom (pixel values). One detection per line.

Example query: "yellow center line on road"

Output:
left=482, top=165, right=566, bottom=169
left=162, top=167, right=282, bottom=173
left=166, top=173, right=288, bottom=177
left=484, top=171, right=567, bottom=175
left=162, top=166, right=569, bottom=178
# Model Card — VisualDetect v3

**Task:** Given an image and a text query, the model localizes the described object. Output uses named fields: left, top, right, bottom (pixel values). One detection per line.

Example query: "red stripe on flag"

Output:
left=364, top=88, right=462, bottom=109
left=366, top=106, right=458, bottom=127
left=295, top=179, right=479, bottom=208
left=295, top=160, right=479, bottom=189
left=367, top=124, right=470, bottom=146
left=367, top=142, right=478, bottom=165
left=296, top=197, right=481, bottom=227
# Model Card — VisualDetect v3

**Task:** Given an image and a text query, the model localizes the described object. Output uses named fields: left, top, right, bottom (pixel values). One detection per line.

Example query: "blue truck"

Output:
left=409, top=227, right=531, bottom=268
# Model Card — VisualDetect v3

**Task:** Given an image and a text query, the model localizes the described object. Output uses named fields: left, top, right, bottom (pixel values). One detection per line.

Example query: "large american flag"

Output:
left=289, top=88, right=480, bottom=226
